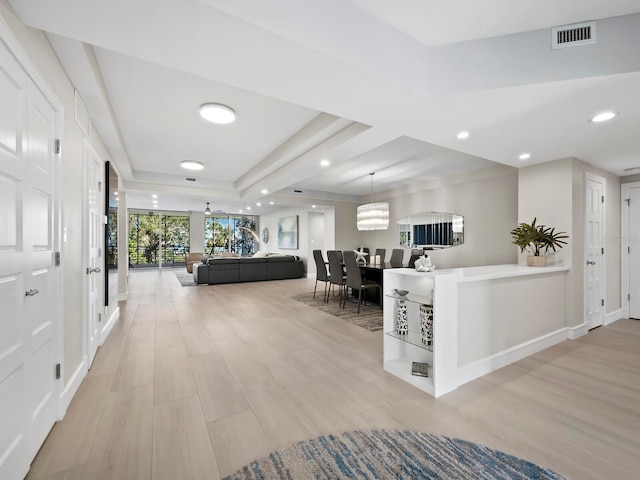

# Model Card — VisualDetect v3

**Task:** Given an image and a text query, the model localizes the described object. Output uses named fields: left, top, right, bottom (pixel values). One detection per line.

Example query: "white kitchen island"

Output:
left=383, top=264, right=570, bottom=397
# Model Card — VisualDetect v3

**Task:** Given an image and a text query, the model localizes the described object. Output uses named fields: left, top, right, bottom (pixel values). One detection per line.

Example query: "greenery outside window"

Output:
left=205, top=215, right=257, bottom=256
left=128, top=211, right=190, bottom=267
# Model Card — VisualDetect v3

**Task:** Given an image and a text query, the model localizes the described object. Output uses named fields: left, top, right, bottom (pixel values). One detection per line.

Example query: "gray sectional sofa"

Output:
left=193, top=255, right=304, bottom=285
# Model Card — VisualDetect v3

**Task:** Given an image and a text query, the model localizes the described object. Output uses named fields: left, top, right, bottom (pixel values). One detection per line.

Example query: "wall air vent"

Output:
left=552, top=21, right=596, bottom=49
left=186, top=177, right=196, bottom=182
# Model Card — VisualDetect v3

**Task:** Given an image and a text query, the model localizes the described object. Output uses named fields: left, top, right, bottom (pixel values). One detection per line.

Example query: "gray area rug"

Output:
left=291, top=291, right=383, bottom=331
left=175, top=271, right=197, bottom=287
left=223, top=430, right=565, bottom=480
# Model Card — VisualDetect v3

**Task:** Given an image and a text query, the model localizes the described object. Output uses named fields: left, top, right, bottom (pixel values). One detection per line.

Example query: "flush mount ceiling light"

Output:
left=519, top=153, right=531, bottom=160
left=590, top=111, right=617, bottom=123
left=320, top=159, right=331, bottom=167
left=181, top=160, right=204, bottom=171
left=357, top=172, right=389, bottom=231
left=204, top=202, right=211, bottom=215
left=261, top=188, right=268, bottom=195
left=457, top=131, right=470, bottom=139
left=199, top=103, right=236, bottom=124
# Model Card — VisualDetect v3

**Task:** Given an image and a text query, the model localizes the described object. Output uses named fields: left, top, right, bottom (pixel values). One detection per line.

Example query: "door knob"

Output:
left=586, top=260, right=595, bottom=265
left=25, top=289, right=39, bottom=297
left=86, top=267, right=102, bottom=274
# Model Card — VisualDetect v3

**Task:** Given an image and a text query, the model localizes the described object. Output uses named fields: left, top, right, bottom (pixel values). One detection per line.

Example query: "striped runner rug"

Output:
left=223, top=430, right=565, bottom=480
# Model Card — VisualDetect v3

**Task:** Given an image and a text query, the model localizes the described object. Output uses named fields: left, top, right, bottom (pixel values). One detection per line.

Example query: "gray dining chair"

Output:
left=343, top=250, right=381, bottom=313
left=312, top=250, right=330, bottom=302
left=389, top=249, right=404, bottom=267
left=327, top=250, right=346, bottom=305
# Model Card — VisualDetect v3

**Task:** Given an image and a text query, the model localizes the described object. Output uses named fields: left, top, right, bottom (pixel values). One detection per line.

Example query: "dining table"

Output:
left=352, top=261, right=404, bottom=306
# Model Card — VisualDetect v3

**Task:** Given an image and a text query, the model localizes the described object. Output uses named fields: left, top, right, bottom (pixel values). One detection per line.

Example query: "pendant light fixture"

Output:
left=204, top=202, right=211, bottom=215
left=357, top=172, right=389, bottom=231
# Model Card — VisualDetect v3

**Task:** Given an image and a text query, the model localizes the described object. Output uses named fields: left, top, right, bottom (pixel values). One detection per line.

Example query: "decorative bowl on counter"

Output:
left=393, top=289, right=409, bottom=296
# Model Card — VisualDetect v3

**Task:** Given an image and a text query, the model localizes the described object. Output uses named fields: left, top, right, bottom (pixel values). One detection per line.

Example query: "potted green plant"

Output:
left=510, top=218, right=568, bottom=267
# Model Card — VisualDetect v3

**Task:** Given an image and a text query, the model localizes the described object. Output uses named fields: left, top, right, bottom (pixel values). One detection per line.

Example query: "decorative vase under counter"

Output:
left=419, top=304, right=433, bottom=346
left=396, top=300, right=408, bottom=335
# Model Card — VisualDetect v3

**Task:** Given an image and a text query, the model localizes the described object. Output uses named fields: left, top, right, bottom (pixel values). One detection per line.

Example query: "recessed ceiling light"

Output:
left=457, top=131, right=469, bottom=140
left=312, top=205, right=316, bottom=208
left=181, top=160, right=204, bottom=171
left=239, top=209, right=243, bottom=213
left=320, top=159, right=331, bottom=167
left=261, top=189, right=268, bottom=195
left=199, top=103, right=235, bottom=124
left=246, top=206, right=251, bottom=210
left=269, top=202, right=274, bottom=205
left=152, top=194, right=158, bottom=199
left=519, top=153, right=531, bottom=160
left=590, top=111, right=617, bottom=123
left=256, top=202, right=261, bottom=206
left=114, top=192, right=118, bottom=196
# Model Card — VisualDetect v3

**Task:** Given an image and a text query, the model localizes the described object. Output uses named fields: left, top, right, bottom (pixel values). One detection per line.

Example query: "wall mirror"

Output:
left=397, top=212, right=464, bottom=249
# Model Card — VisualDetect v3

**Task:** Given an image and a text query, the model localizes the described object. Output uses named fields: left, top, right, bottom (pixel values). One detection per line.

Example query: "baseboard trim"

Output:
left=59, top=360, right=87, bottom=418
left=604, top=308, right=624, bottom=326
left=567, top=322, right=588, bottom=339
left=100, top=306, right=120, bottom=345
left=456, top=327, right=569, bottom=388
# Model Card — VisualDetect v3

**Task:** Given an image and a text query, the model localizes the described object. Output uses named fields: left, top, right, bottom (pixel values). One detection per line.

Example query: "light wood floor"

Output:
left=27, top=269, right=640, bottom=480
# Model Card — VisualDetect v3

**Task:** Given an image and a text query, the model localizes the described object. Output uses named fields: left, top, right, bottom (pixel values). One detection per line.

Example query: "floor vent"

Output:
left=552, top=21, right=596, bottom=49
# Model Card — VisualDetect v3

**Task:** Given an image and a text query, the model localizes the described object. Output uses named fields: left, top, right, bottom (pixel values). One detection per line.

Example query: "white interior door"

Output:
left=628, top=186, right=640, bottom=318
left=585, top=174, right=604, bottom=330
left=0, top=36, right=60, bottom=479
left=85, top=142, right=103, bottom=368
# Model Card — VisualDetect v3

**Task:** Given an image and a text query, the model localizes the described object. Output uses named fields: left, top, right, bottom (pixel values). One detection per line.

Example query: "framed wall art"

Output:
left=277, top=215, right=298, bottom=249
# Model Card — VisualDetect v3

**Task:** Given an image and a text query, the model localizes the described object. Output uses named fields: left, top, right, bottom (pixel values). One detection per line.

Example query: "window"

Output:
left=205, top=215, right=257, bottom=256
left=128, top=211, right=190, bottom=267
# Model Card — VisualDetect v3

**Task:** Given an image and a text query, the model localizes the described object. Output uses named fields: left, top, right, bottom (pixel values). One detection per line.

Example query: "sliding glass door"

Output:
left=128, top=210, right=190, bottom=268
left=204, top=215, right=257, bottom=256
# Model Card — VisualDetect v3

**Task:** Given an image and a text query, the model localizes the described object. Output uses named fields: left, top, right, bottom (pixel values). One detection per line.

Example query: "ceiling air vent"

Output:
left=552, top=21, right=596, bottom=49
left=185, top=177, right=196, bottom=182
left=293, top=188, right=303, bottom=194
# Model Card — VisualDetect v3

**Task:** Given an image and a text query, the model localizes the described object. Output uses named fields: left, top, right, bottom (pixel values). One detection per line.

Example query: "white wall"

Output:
left=0, top=1, right=114, bottom=385
left=259, top=207, right=310, bottom=270
left=189, top=211, right=205, bottom=253
left=429, top=13, right=640, bottom=96
left=359, top=165, right=519, bottom=269
left=518, top=157, right=621, bottom=327
left=307, top=211, right=325, bottom=275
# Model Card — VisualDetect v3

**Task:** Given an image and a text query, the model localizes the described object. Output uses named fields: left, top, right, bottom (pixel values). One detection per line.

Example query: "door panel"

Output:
left=86, top=144, right=103, bottom=368
left=0, top=34, right=60, bottom=479
left=24, top=80, right=58, bottom=462
left=585, top=176, right=603, bottom=330
left=0, top=38, right=29, bottom=480
left=629, top=187, right=640, bottom=318
left=0, top=365, right=26, bottom=477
